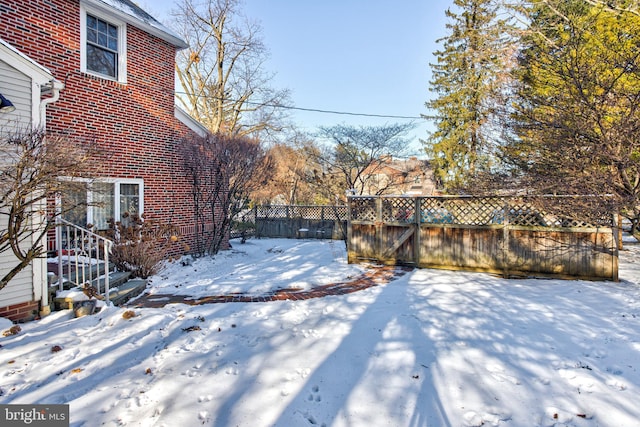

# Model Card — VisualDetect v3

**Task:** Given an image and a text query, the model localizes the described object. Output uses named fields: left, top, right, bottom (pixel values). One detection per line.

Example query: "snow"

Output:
left=1, top=237, right=639, bottom=427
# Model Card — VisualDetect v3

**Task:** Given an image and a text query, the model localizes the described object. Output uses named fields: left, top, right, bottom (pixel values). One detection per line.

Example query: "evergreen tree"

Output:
left=424, top=0, right=512, bottom=191
left=503, top=0, right=640, bottom=230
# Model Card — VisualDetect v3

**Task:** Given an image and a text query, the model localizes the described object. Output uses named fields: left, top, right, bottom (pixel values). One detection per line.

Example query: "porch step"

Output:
left=108, top=278, right=148, bottom=306
left=47, top=261, right=111, bottom=290
left=53, top=272, right=148, bottom=310
left=92, top=270, right=131, bottom=294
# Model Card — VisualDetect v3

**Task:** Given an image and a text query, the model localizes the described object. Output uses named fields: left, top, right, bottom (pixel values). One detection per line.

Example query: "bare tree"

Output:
left=172, top=0, right=290, bottom=138
left=311, top=123, right=416, bottom=199
left=251, top=129, right=323, bottom=205
left=179, top=132, right=271, bottom=255
left=0, top=129, right=98, bottom=290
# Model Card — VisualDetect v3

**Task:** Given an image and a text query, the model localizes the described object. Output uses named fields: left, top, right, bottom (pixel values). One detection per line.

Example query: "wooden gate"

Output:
left=347, top=197, right=420, bottom=264
left=347, top=196, right=619, bottom=281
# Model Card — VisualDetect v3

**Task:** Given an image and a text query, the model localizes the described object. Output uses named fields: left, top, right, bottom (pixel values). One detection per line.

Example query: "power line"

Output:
left=280, top=104, right=422, bottom=120
left=175, top=91, right=423, bottom=120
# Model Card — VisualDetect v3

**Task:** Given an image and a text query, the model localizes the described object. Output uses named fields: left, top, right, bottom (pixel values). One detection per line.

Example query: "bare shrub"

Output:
left=1, top=129, right=100, bottom=290
left=102, top=214, right=180, bottom=279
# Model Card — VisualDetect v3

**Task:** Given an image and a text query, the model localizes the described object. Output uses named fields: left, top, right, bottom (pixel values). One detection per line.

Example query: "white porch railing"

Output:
left=55, top=218, right=114, bottom=305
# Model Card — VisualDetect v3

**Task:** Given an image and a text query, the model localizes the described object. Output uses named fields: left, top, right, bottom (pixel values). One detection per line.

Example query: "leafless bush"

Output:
left=179, top=132, right=271, bottom=256
left=102, top=214, right=180, bottom=279
left=1, top=129, right=100, bottom=290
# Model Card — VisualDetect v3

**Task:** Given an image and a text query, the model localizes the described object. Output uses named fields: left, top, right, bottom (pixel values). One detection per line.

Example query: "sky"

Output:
left=2, top=236, right=639, bottom=426
left=141, top=0, right=454, bottom=157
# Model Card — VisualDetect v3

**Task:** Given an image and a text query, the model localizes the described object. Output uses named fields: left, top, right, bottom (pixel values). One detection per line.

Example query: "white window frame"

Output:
left=58, top=178, right=144, bottom=228
left=80, top=2, right=127, bottom=83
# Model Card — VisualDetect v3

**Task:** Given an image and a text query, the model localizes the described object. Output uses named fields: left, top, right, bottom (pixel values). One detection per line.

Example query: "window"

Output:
left=61, top=179, right=143, bottom=230
left=80, top=4, right=127, bottom=82
left=92, top=182, right=115, bottom=229
left=86, top=15, right=118, bottom=78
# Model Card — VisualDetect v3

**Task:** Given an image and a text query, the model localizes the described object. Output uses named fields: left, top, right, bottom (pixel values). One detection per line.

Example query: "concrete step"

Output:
left=53, top=271, right=147, bottom=310
left=47, top=261, right=112, bottom=289
left=109, top=278, right=148, bottom=306
left=91, top=270, right=131, bottom=294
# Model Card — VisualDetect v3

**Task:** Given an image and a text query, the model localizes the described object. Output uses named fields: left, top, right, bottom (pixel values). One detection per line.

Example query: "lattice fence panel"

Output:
left=500, top=199, right=548, bottom=226
left=351, top=197, right=377, bottom=222
left=255, top=197, right=612, bottom=227
left=381, top=197, right=415, bottom=223
left=419, top=197, right=459, bottom=224
left=448, top=197, right=505, bottom=225
left=256, top=205, right=289, bottom=219
left=520, top=196, right=614, bottom=228
left=416, top=196, right=613, bottom=228
left=290, top=206, right=318, bottom=219
left=323, top=206, right=349, bottom=220
left=255, top=205, right=348, bottom=220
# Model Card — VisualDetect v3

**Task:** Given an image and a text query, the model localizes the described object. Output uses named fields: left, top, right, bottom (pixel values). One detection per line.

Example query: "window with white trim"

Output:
left=62, top=179, right=143, bottom=230
left=80, top=4, right=127, bottom=82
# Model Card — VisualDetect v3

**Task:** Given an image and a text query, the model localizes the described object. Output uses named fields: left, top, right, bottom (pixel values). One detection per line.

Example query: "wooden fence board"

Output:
left=251, top=205, right=348, bottom=240
left=347, top=196, right=618, bottom=281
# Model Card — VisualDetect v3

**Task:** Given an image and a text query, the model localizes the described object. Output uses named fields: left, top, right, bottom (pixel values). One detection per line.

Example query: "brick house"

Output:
left=0, top=0, right=216, bottom=321
left=358, top=155, right=438, bottom=196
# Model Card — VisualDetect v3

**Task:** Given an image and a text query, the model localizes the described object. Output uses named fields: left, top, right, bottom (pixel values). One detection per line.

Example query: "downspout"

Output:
left=37, top=79, right=64, bottom=316
left=39, top=79, right=64, bottom=125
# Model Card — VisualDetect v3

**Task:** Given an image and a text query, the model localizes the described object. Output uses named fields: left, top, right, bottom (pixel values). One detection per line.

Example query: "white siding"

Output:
left=0, top=60, right=33, bottom=135
left=0, top=59, right=36, bottom=307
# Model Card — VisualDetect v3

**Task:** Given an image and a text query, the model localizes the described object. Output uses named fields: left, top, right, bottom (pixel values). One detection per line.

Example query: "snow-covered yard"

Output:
left=1, top=237, right=639, bottom=427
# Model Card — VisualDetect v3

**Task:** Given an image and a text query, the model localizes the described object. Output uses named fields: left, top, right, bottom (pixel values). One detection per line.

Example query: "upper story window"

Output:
left=86, top=15, right=118, bottom=78
left=80, top=4, right=127, bottom=83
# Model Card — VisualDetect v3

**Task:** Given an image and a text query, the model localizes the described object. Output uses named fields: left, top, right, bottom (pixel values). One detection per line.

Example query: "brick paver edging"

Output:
left=129, top=265, right=412, bottom=308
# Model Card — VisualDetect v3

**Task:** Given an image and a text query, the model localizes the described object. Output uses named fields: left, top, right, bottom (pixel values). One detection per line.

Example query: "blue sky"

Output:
left=143, top=0, right=452, bottom=156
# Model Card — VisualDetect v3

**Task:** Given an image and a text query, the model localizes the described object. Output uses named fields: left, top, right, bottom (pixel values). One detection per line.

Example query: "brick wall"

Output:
left=0, top=0, right=227, bottom=258
left=0, top=300, right=40, bottom=323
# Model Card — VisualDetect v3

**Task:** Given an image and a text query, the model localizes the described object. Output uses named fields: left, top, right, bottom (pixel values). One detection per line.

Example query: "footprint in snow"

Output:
left=303, top=412, right=327, bottom=426
left=225, top=365, right=239, bottom=375
left=300, top=386, right=326, bottom=425
left=486, top=364, right=520, bottom=385
left=307, top=385, right=321, bottom=402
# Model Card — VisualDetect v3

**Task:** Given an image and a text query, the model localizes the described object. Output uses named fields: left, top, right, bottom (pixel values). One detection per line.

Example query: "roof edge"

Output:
left=83, top=0, right=188, bottom=50
left=175, top=105, right=209, bottom=138
left=0, top=38, right=55, bottom=84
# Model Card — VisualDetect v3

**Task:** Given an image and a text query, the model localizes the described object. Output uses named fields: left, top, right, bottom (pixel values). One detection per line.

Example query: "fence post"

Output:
left=612, top=213, right=620, bottom=281
left=375, top=197, right=383, bottom=259
left=616, top=213, right=623, bottom=250
left=253, top=205, right=258, bottom=238
left=346, top=199, right=353, bottom=261
left=502, top=203, right=510, bottom=278
left=413, top=197, right=421, bottom=265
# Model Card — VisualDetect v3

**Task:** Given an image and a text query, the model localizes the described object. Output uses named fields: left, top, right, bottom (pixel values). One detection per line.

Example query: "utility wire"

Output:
left=175, top=91, right=423, bottom=120
left=280, top=104, right=422, bottom=120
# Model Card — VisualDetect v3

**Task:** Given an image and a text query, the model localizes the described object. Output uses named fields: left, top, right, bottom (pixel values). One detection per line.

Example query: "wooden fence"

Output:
left=249, top=205, right=348, bottom=240
left=347, top=196, right=619, bottom=281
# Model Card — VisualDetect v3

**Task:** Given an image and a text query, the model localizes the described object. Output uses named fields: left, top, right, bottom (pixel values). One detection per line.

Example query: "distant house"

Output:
left=358, top=155, right=438, bottom=196
left=0, top=0, right=216, bottom=321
